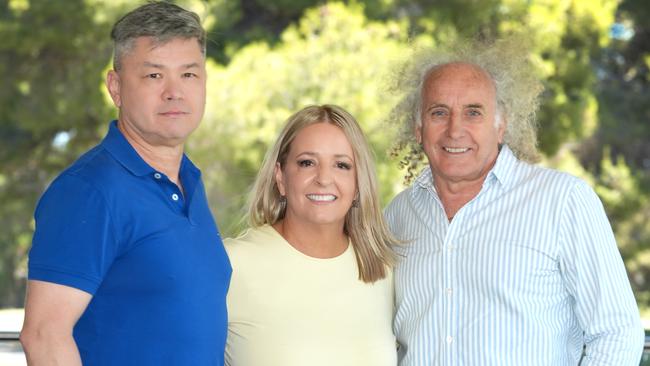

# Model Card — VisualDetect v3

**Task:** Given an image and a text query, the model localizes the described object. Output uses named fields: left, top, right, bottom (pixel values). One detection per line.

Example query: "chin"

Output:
left=306, top=216, right=347, bottom=227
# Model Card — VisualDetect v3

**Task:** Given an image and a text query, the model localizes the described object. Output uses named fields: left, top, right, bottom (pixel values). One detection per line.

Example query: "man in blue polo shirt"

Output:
left=20, top=2, right=231, bottom=365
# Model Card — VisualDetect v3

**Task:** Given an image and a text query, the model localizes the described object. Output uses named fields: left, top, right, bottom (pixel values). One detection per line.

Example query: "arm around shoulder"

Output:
left=20, top=280, right=92, bottom=366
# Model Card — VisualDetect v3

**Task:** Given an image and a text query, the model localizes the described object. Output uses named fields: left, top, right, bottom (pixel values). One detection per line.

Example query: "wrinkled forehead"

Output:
left=424, top=62, right=496, bottom=95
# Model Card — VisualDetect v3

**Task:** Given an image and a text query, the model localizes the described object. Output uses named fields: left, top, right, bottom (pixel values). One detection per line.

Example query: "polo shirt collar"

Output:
left=179, top=154, right=201, bottom=200
left=413, top=144, right=518, bottom=191
left=101, top=120, right=155, bottom=177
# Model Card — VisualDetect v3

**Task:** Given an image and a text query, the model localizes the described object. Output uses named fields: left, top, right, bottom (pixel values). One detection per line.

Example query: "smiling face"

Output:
left=106, top=36, right=206, bottom=149
left=275, top=122, right=357, bottom=231
left=417, top=62, right=506, bottom=188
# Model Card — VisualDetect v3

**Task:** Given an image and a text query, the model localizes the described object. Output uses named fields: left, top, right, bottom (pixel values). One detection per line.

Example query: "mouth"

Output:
left=159, top=111, right=188, bottom=117
left=306, top=194, right=337, bottom=202
left=443, top=147, right=470, bottom=153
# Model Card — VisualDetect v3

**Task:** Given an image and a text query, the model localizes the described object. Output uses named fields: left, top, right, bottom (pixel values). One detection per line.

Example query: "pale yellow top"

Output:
left=224, top=224, right=396, bottom=366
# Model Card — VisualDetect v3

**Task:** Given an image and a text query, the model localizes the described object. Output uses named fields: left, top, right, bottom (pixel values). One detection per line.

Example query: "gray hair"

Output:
left=110, top=1, right=206, bottom=70
left=389, top=36, right=543, bottom=181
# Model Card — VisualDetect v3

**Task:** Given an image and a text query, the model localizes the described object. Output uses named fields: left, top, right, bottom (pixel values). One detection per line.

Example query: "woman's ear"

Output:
left=274, top=162, right=286, bottom=196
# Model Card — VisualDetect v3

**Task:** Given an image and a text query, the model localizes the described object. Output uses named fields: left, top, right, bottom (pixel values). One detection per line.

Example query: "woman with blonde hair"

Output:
left=225, top=104, right=397, bottom=366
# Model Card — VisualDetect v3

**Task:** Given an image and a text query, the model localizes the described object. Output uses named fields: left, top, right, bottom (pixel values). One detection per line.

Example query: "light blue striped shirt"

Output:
left=385, top=146, right=644, bottom=365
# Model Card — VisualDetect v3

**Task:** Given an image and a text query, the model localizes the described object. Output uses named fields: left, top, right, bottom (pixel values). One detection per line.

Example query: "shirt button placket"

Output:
left=444, top=239, right=455, bottom=361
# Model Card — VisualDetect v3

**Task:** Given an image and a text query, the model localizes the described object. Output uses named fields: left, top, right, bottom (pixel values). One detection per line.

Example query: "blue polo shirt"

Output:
left=28, top=121, right=231, bottom=365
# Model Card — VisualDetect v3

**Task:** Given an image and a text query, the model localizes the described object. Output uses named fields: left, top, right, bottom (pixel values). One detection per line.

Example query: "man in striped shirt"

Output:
left=385, top=39, right=644, bottom=365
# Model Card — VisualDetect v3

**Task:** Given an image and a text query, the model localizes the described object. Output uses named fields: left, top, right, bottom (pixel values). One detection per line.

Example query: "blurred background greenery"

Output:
left=1, top=0, right=649, bottom=314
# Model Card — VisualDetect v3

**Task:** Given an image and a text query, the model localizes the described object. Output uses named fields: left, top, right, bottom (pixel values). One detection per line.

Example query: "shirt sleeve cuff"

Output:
left=28, top=264, right=100, bottom=295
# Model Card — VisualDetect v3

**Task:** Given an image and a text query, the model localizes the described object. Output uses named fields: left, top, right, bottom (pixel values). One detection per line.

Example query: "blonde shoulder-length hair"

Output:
left=247, top=104, right=396, bottom=283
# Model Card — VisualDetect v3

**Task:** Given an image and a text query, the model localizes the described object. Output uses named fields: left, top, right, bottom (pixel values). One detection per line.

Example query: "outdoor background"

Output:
left=1, top=0, right=649, bottom=318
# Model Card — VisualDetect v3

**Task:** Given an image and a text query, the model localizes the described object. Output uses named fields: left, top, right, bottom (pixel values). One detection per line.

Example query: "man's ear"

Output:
left=415, top=125, right=423, bottom=145
left=497, top=117, right=507, bottom=144
left=106, top=70, right=122, bottom=108
left=274, top=162, right=286, bottom=196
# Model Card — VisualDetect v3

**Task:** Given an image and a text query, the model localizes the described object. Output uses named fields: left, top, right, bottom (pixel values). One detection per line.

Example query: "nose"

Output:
left=315, top=164, right=333, bottom=186
left=447, top=112, right=465, bottom=139
left=162, top=76, right=183, bottom=101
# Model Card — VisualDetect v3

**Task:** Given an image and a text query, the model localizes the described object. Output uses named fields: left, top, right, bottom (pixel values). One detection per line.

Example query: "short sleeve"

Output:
left=28, top=173, right=119, bottom=295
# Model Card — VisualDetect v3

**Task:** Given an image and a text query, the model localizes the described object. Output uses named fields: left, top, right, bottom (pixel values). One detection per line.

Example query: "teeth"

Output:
left=444, top=147, right=469, bottom=153
left=307, top=194, right=336, bottom=202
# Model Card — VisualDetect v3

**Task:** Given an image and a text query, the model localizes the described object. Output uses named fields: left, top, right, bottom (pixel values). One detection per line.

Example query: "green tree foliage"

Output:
left=1, top=0, right=649, bottom=309
left=193, top=0, right=650, bottom=308
left=527, top=0, right=618, bottom=155
left=0, top=0, right=115, bottom=307
left=203, top=0, right=324, bottom=63
left=190, top=2, right=409, bottom=234
left=586, top=0, right=650, bottom=302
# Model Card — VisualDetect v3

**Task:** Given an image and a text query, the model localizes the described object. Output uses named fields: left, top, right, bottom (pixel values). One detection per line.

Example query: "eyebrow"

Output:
left=425, top=103, right=449, bottom=111
left=425, top=103, right=486, bottom=110
left=296, top=151, right=354, bottom=160
left=142, top=61, right=202, bottom=69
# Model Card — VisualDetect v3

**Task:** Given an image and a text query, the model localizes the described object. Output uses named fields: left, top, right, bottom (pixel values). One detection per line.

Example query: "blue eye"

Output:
left=467, top=109, right=482, bottom=116
left=429, top=109, right=448, bottom=118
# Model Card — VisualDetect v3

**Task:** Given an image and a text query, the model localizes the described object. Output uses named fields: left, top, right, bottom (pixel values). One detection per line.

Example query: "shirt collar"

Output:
left=100, top=120, right=156, bottom=177
left=413, top=144, right=518, bottom=191
left=490, top=145, right=517, bottom=188
left=179, top=153, right=201, bottom=199
left=414, top=166, right=434, bottom=190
